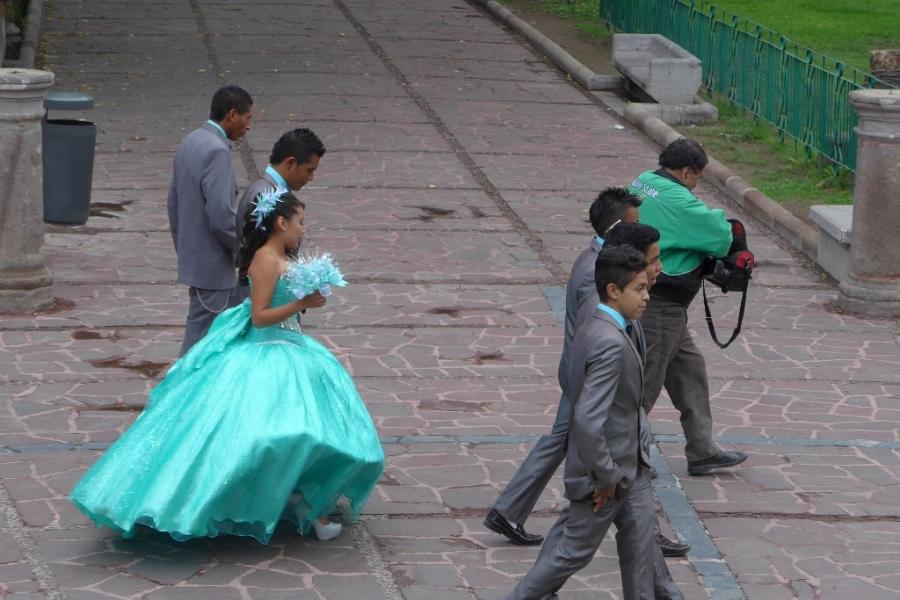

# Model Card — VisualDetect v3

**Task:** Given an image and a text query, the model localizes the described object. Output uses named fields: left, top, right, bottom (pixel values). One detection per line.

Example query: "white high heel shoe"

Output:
left=312, top=518, right=342, bottom=541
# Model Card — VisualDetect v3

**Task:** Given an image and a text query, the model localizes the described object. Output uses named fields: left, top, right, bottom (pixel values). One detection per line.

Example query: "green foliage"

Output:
left=541, top=0, right=610, bottom=40
left=7, top=0, right=28, bottom=30
left=692, top=92, right=854, bottom=205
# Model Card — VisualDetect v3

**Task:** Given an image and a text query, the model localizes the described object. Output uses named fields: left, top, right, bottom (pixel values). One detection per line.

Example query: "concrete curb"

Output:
left=622, top=103, right=819, bottom=258
left=6, top=0, right=43, bottom=68
left=475, top=0, right=820, bottom=261
left=469, top=0, right=623, bottom=91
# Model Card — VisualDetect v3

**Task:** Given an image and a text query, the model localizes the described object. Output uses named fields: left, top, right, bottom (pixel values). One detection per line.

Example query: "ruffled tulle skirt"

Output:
left=70, top=302, right=384, bottom=544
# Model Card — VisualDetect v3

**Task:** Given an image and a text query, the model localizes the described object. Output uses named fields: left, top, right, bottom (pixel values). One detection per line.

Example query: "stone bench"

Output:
left=612, top=33, right=703, bottom=105
left=809, top=204, right=853, bottom=281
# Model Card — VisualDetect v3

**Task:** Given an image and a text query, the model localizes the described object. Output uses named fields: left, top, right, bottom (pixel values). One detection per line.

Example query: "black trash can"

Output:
left=42, top=92, right=96, bottom=225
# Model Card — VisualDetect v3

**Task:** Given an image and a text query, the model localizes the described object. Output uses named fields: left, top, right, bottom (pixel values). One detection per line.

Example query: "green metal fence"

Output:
left=600, top=0, right=897, bottom=172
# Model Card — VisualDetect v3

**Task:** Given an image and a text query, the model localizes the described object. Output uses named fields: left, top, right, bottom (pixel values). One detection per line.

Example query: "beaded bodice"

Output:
left=246, top=275, right=303, bottom=338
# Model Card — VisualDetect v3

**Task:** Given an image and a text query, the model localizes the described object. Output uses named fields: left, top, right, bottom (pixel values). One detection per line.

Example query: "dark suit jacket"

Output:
left=564, top=308, right=648, bottom=501
left=167, top=123, right=238, bottom=290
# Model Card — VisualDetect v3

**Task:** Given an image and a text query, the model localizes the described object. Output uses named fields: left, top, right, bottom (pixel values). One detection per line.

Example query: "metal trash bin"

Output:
left=42, top=92, right=96, bottom=225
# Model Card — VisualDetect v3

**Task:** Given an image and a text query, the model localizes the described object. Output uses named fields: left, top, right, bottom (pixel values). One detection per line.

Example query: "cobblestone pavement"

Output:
left=2, top=0, right=900, bottom=599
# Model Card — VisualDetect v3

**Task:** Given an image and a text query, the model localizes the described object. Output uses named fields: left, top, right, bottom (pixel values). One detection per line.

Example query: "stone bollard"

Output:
left=838, top=89, right=900, bottom=317
left=0, top=68, right=55, bottom=313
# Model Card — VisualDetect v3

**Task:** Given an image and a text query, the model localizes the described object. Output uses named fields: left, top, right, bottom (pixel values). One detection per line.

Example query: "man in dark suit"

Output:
left=504, top=246, right=675, bottom=600
left=167, top=85, right=253, bottom=356
left=235, top=128, right=326, bottom=302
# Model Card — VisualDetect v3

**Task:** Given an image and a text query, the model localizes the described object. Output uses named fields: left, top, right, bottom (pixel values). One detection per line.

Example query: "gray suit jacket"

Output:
left=234, top=171, right=281, bottom=302
left=558, top=236, right=603, bottom=395
left=236, top=170, right=280, bottom=237
left=167, top=123, right=239, bottom=290
left=564, top=309, right=647, bottom=501
left=575, top=290, right=655, bottom=463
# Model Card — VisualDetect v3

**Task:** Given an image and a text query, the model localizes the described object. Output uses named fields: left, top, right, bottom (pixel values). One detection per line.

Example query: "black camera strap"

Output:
left=702, top=276, right=749, bottom=349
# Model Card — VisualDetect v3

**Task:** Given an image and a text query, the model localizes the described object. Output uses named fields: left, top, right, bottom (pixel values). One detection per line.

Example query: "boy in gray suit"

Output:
left=485, top=188, right=640, bottom=546
left=235, top=128, right=326, bottom=302
left=503, top=246, right=666, bottom=600
left=167, top=85, right=253, bottom=356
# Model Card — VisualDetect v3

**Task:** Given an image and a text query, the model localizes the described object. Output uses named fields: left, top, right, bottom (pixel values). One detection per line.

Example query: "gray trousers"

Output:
left=641, top=296, right=719, bottom=462
left=235, top=283, right=251, bottom=304
left=491, top=389, right=570, bottom=525
left=179, top=286, right=241, bottom=357
left=504, top=468, right=678, bottom=600
left=491, top=402, right=681, bottom=599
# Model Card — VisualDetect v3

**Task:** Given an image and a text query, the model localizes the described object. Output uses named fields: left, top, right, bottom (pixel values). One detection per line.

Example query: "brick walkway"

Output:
left=2, top=1, right=900, bottom=599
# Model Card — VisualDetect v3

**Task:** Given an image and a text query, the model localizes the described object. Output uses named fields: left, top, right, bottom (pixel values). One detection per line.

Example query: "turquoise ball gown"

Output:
left=70, top=276, right=385, bottom=544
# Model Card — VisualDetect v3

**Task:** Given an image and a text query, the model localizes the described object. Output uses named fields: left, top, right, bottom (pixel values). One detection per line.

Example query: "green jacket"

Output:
left=628, top=170, right=732, bottom=276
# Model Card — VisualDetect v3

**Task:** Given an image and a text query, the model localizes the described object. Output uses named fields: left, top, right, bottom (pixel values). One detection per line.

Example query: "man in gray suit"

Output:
left=504, top=246, right=665, bottom=600
left=235, top=128, right=326, bottom=301
left=167, top=85, right=253, bottom=356
left=485, top=188, right=640, bottom=546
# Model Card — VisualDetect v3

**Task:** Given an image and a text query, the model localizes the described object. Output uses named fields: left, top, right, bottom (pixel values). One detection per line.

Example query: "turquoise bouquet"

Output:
left=285, top=251, right=348, bottom=298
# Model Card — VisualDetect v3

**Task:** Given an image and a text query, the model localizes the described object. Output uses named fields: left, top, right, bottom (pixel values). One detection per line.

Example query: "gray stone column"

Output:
left=0, top=68, right=54, bottom=313
left=838, top=89, right=900, bottom=317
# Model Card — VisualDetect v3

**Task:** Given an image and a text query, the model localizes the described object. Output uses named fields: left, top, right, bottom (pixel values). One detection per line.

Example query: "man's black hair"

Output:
left=209, top=85, right=253, bottom=121
left=604, top=222, right=660, bottom=255
left=588, top=187, right=642, bottom=237
left=658, top=138, right=708, bottom=172
left=594, top=245, right=648, bottom=301
left=270, top=128, right=327, bottom=165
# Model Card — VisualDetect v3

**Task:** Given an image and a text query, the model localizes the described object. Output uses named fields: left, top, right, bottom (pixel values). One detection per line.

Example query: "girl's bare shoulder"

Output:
left=248, top=248, right=282, bottom=278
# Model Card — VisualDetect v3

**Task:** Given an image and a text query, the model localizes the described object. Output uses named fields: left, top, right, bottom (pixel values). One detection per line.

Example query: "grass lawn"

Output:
left=708, top=0, right=900, bottom=74
left=539, top=0, right=900, bottom=73
left=539, top=0, right=613, bottom=40
left=684, top=95, right=854, bottom=211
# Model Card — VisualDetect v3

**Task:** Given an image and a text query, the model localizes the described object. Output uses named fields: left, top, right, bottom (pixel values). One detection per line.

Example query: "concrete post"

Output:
left=0, top=68, right=54, bottom=313
left=838, top=89, right=900, bottom=317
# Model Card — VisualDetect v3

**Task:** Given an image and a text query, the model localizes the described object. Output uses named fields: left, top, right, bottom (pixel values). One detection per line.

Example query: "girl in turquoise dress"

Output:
left=71, top=193, right=384, bottom=544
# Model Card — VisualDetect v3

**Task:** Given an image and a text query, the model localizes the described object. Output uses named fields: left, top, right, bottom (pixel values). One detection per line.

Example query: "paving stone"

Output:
left=391, top=56, right=560, bottom=83
left=307, top=574, right=381, bottom=600
left=707, top=517, right=900, bottom=599
left=244, top=148, right=482, bottom=190
left=240, top=569, right=308, bottom=589
left=403, top=587, right=477, bottom=600
left=245, top=591, right=323, bottom=600
left=377, top=38, right=536, bottom=62
left=7, top=0, right=899, bottom=599
left=143, top=587, right=246, bottom=600
left=0, top=532, right=25, bottom=564
left=660, top=443, right=900, bottom=517
left=248, top=121, right=451, bottom=154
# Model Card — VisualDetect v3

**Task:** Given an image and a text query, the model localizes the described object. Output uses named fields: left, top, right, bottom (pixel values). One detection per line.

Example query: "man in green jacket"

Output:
left=628, top=139, right=748, bottom=476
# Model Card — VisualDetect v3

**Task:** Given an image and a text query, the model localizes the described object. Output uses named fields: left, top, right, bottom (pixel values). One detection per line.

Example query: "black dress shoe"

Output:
left=687, top=450, right=748, bottom=476
left=483, top=509, right=543, bottom=546
left=657, top=533, right=690, bottom=557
